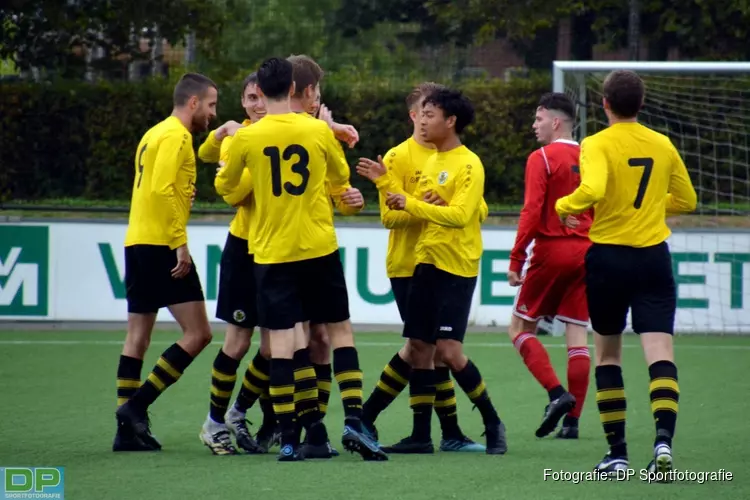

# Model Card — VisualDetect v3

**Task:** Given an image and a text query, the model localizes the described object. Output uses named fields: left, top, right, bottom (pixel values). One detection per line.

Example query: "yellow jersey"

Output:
left=200, top=120, right=254, bottom=242
left=124, top=116, right=195, bottom=249
left=402, top=145, right=485, bottom=278
left=218, top=113, right=353, bottom=264
left=555, top=122, right=697, bottom=247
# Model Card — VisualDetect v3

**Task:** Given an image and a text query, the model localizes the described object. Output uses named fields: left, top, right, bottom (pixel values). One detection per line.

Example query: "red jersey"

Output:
left=509, top=140, right=593, bottom=274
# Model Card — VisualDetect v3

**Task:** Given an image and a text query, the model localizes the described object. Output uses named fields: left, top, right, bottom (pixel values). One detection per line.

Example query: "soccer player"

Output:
left=356, top=83, right=487, bottom=453
left=284, top=53, right=365, bottom=458
left=196, top=72, right=274, bottom=455
left=555, top=70, right=697, bottom=476
left=380, top=89, right=507, bottom=455
left=507, top=92, right=592, bottom=440
left=218, top=57, right=386, bottom=462
left=114, top=73, right=217, bottom=452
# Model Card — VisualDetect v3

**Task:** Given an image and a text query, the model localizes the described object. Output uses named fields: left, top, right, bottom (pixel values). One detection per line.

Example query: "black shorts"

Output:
left=216, top=233, right=257, bottom=329
left=254, top=250, right=350, bottom=330
left=585, top=241, right=677, bottom=335
left=390, top=277, right=412, bottom=322
left=124, top=244, right=204, bottom=314
left=402, top=264, right=476, bottom=344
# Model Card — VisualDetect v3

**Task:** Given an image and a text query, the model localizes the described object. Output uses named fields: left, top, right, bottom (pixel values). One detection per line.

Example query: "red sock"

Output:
left=566, top=346, right=591, bottom=418
left=513, top=332, right=561, bottom=393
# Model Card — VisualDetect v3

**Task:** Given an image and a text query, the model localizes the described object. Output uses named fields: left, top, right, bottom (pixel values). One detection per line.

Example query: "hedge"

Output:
left=0, top=76, right=550, bottom=205
left=0, top=74, right=743, bottom=207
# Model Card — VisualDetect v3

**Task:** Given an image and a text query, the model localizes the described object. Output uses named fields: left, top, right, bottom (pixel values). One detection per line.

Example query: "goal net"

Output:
left=553, top=61, right=750, bottom=334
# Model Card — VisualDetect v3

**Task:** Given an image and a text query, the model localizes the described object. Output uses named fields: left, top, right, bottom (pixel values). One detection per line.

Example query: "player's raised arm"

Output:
left=215, top=131, right=249, bottom=199
left=555, top=137, right=608, bottom=217
left=665, top=143, right=698, bottom=215
left=402, top=162, right=485, bottom=228
left=198, top=121, right=244, bottom=163
left=149, top=131, right=192, bottom=249
left=510, top=151, right=549, bottom=273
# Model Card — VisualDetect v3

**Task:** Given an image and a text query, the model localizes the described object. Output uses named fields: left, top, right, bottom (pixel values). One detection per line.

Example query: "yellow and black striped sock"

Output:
left=453, top=359, right=501, bottom=426
left=648, top=360, right=679, bottom=447
left=116, top=355, right=142, bottom=407
left=131, top=343, right=194, bottom=410
left=270, top=358, right=297, bottom=446
left=409, top=369, right=436, bottom=442
left=234, top=350, right=270, bottom=413
left=333, top=347, right=364, bottom=427
left=293, top=348, right=322, bottom=431
left=313, top=363, right=332, bottom=417
left=209, top=349, right=241, bottom=423
left=362, top=352, right=411, bottom=423
left=595, top=364, right=628, bottom=458
left=434, top=366, right=461, bottom=438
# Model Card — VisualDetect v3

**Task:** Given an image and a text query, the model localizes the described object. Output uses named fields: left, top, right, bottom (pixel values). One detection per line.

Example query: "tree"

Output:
left=0, top=0, right=225, bottom=79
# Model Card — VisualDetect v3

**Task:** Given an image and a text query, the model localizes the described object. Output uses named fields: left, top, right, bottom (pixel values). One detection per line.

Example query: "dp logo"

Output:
left=2, top=467, right=64, bottom=499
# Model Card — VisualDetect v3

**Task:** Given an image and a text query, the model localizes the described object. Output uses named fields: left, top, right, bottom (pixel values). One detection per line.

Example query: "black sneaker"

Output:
left=256, top=422, right=281, bottom=453
left=535, top=392, right=576, bottom=438
left=112, top=425, right=154, bottom=452
left=380, top=436, right=433, bottom=454
left=300, top=421, right=333, bottom=459
left=556, top=424, right=579, bottom=439
left=594, top=451, right=629, bottom=476
left=482, top=422, right=508, bottom=455
left=277, top=443, right=305, bottom=462
left=115, top=402, right=162, bottom=450
left=342, top=423, right=389, bottom=461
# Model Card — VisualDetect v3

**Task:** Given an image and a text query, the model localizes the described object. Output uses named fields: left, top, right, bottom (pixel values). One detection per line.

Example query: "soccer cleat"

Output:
left=112, top=426, right=155, bottom=452
left=342, top=424, right=389, bottom=461
left=225, top=413, right=265, bottom=454
left=482, top=422, right=508, bottom=455
left=300, top=421, right=334, bottom=459
left=440, top=435, right=486, bottom=453
left=555, top=424, right=579, bottom=439
left=277, top=444, right=304, bottom=462
left=594, top=451, right=629, bottom=476
left=381, top=436, right=434, bottom=454
left=200, top=426, right=239, bottom=456
left=646, top=442, right=673, bottom=482
left=535, top=392, right=576, bottom=438
left=256, top=422, right=281, bottom=453
left=115, top=402, right=162, bottom=451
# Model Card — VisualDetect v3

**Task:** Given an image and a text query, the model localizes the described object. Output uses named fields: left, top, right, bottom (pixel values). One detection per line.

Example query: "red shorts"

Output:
left=513, top=237, right=591, bottom=325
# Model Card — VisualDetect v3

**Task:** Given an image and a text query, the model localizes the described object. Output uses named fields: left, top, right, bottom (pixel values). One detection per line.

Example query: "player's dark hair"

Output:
left=173, top=73, right=217, bottom=107
left=538, top=92, right=575, bottom=121
left=257, top=57, right=294, bottom=100
left=603, top=70, right=644, bottom=119
left=241, top=72, right=258, bottom=97
left=287, top=54, right=323, bottom=98
left=422, top=88, right=475, bottom=134
left=406, top=82, right=445, bottom=110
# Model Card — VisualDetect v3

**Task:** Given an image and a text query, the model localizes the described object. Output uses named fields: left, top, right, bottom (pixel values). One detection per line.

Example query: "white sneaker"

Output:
left=646, top=443, right=673, bottom=482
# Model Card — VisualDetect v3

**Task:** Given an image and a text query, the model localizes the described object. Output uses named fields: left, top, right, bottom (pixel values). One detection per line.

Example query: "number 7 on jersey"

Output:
left=628, top=157, right=653, bottom=209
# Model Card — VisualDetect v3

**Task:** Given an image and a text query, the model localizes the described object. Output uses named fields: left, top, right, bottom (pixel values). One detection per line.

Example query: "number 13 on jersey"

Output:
left=264, top=145, right=311, bottom=197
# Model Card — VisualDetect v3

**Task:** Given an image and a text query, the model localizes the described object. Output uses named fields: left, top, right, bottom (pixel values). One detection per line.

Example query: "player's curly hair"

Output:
left=422, top=88, right=475, bottom=134
left=603, top=70, right=645, bottom=119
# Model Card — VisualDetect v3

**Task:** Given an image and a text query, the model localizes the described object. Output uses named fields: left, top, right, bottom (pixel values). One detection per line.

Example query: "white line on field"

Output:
left=0, top=339, right=748, bottom=350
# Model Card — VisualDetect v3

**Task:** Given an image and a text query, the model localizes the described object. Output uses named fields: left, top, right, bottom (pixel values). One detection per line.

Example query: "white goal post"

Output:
left=545, top=60, right=750, bottom=335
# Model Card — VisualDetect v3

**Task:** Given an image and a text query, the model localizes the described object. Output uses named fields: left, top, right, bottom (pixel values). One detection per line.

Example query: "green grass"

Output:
left=0, top=330, right=747, bottom=500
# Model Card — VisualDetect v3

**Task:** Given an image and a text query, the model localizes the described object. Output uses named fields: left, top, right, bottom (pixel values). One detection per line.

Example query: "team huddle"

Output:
left=112, top=53, right=697, bottom=476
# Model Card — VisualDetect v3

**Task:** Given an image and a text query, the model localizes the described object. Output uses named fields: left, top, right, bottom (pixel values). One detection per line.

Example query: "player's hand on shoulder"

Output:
left=172, top=244, right=192, bottom=279
left=341, top=187, right=364, bottom=209
left=507, top=271, right=523, bottom=287
left=215, top=120, right=243, bottom=141
left=356, top=155, right=387, bottom=182
left=560, top=215, right=580, bottom=229
left=423, top=190, right=447, bottom=206
left=332, top=122, right=359, bottom=148
left=385, top=192, right=406, bottom=210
